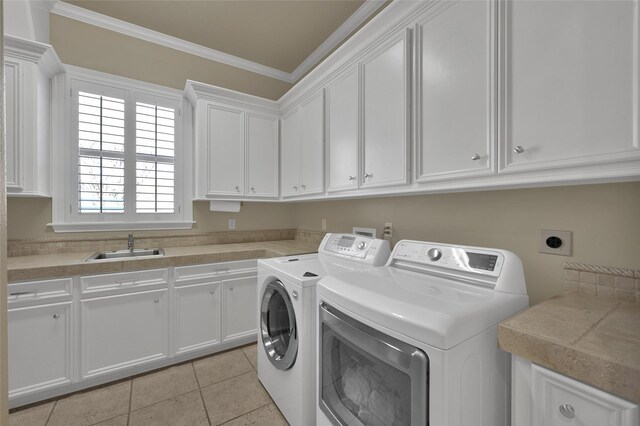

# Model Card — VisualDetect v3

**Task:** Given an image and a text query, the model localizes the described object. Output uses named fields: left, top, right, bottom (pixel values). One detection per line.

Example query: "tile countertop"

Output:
left=7, top=240, right=320, bottom=282
left=498, top=292, right=640, bottom=404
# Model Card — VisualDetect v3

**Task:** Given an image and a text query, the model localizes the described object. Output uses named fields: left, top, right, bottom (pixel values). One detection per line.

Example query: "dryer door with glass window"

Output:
left=260, top=279, right=298, bottom=370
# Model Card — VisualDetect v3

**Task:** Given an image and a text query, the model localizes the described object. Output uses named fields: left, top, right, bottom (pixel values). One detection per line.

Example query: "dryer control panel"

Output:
left=319, top=233, right=390, bottom=265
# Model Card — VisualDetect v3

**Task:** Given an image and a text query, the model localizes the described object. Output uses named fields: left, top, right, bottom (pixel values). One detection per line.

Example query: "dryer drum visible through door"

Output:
left=261, top=279, right=298, bottom=370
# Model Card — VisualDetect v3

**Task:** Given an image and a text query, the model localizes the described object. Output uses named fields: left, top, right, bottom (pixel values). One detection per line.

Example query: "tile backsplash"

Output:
left=564, top=262, right=640, bottom=303
left=8, top=229, right=298, bottom=257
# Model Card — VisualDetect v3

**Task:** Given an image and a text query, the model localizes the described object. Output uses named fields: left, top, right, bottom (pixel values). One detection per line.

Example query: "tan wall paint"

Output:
left=1, top=0, right=10, bottom=420
left=7, top=199, right=295, bottom=240
left=7, top=183, right=640, bottom=306
left=50, top=15, right=293, bottom=100
left=291, top=182, right=640, bottom=306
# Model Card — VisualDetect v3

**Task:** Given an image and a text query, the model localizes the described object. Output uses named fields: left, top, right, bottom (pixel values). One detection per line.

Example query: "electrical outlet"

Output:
left=322, top=219, right=327, bottom=231
left=228, top=218, right=236, bottom=230
left=383, top=222, right=393, bottom=239
left=539, top=229, right=572, bottom=256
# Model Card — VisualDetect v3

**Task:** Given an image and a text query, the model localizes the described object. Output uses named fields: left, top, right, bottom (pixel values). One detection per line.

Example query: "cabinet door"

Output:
left=5, top=60, right=21, bottom=190
left=501, top=0, right=640, bottom=173
left=8, top=302, right=72, bottom=397
left=361, top=29, right=411, bottom=189
left=81, top=289, right=168, bottom=378
left=222, top=276, right=257, bottom=341
left=246, top=113, right=279, bottom=197
left=299, top=91, right=325, bottom=195
left=174, top=282, right=221, bottom=355
left=531, top=364, right=638, bottom=426
left=280, top=107, right=302, bottom=197
left=326, top=66, right=360, bottom=192
left=207, top=104, right=245, bottom=196
left=415, top=1, right=495, bottom=182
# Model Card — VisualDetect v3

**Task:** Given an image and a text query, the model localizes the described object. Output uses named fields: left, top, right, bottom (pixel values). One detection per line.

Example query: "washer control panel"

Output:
left=392, top=240, right=504, bottom=277
left=319, top=233, right=391, bottom=265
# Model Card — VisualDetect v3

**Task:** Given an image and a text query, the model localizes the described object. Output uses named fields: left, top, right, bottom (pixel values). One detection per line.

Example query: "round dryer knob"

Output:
left=357, top=241, right=367, bottom=250
left=427, top=248, right=442, bottom=261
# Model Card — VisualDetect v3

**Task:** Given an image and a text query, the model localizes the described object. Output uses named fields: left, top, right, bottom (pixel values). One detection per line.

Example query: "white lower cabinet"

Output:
left=8, top=302, right=73, bottom=397
left=81, top=289, right=169, bottom=379
left=8, top=260, right=258, bottom=407
left=174, top=281, right=222, bottom=355
left=7, top=278, right=74, bottom=399
left=222, top=275, right=258, bottom=341
left=513, top=356, right=639, bottom=426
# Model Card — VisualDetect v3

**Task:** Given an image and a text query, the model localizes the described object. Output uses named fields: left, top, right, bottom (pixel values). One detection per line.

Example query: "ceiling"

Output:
left=62, top=0, right=368, bottom=74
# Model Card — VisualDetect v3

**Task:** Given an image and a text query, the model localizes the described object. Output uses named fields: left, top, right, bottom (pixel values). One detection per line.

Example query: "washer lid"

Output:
left=258, top=255, right=382, bottom=287
left=318, top=267, right=529, bottom=350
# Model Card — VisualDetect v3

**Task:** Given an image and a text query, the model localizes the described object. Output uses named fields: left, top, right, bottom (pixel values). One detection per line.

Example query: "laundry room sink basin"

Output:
left=86, top=248, right=165, bottom=262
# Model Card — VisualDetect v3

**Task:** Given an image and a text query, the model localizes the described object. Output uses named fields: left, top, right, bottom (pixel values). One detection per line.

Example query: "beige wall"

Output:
left=7, top=182, right=640, bottom=306
left=7, top=199, right=295, bottom=240
left=50, top=15, right=293, bottom=101
left=291, top=182, right=640, bottom=306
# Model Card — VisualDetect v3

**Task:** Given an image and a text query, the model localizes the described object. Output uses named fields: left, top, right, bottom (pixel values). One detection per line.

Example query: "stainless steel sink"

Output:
left=86, top=248, right=165, bottom=262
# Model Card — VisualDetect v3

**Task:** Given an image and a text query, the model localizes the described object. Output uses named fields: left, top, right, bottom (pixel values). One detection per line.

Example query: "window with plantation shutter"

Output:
left=77, top=92, right=126, bottom=213
left=135, top=102, right=175, bottom=213
left=54, top=69, right=192, bottom=232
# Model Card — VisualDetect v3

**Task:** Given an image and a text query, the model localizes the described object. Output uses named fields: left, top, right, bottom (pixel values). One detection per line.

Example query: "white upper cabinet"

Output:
left=361, top=29, right=411, bottom=189
left=246, top=113, right=279, bottom=197
left=207, top=104, right=245, bottom=196
left=280, top=90, right=325, bottom=197
left=414, top=0, right=495, bottom=182
left=500, top=0, right=640, bottom=173
left=280, top=107, right=302, bottom=197
left=326, top=66, right=360, bottom=192
left=5, top=36, right=64, bottom=197
left=187, top=81, right=279, bottom=200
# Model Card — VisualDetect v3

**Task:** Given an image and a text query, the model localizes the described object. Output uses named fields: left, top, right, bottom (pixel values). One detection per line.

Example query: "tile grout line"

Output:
left=192, top=361, right=213, bottom=426
left=44, top=399, right=57, bottom=426
left=127, top=378, right=133, bottom=426
left=218, top=402, right=274, bottom=425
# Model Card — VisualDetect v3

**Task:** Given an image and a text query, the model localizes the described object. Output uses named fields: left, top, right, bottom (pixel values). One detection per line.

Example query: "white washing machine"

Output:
left=258, top=233, right=391, bottom=426
left=316, top=240, right=529, bottom=426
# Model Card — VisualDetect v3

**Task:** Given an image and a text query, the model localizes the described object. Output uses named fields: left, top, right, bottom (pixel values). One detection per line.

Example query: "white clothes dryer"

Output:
left=258, top=233, right=391, bottom=426
left=316, top=240, right=529, bottom=426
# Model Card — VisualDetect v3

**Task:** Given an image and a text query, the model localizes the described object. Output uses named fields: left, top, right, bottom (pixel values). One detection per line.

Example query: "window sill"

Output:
left=48, top=221, right=195, bottom=233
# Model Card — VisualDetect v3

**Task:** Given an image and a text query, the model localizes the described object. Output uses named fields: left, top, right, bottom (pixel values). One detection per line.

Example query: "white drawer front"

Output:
left=174, top=260, right=257, bottom=284
left=80, top=269, right=168, bottom=296
left=531, top=364, right=638, bottom=426
left=8, top=278, right=73, bottom=307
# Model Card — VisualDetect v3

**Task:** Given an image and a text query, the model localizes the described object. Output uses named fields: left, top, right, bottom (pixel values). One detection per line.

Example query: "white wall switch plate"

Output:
left=228, top=218, right=236, bottom=230
left=539, top=229, right=572, bottom=256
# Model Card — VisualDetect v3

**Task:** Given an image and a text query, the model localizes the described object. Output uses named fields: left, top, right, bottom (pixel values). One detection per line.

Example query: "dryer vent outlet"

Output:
left=539, top=229, right=572, bottom=256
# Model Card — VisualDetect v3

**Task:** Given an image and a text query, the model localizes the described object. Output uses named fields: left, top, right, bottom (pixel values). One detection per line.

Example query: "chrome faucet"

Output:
left=127, top=233, right=134, bottom=251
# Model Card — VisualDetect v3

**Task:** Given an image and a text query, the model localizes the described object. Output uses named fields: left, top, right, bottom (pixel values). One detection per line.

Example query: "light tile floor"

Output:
left=9, top=344, right=290, bottom=426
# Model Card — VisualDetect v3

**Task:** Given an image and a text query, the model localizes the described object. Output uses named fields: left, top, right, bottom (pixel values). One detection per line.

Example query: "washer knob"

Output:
left=357, top=241, right=366, bottom=250
left=427, top=248, right=442, bottom=261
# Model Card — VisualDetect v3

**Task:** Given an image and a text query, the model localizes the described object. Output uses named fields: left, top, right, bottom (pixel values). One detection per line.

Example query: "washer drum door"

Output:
left=260, top=279, right=298, bottom=370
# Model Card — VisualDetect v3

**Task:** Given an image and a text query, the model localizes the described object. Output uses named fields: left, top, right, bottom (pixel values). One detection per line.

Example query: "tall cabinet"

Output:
left=4, top=36, right=64, bottom=196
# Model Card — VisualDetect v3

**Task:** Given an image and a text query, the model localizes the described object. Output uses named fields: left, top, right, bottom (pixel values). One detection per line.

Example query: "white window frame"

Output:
left=51, top=66, right=194, bottom=232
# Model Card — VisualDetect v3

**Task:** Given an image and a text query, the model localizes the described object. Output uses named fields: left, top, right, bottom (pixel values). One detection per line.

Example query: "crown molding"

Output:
left=4, top=34, right=65, bottom=76
left=50, top=0, right=384, bottom=85
left=289, top=0, right=386, bottom=82
left=50, top=1, right=293, bottom=82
